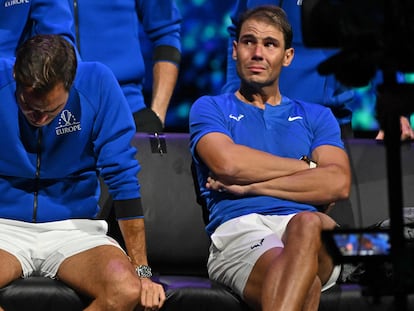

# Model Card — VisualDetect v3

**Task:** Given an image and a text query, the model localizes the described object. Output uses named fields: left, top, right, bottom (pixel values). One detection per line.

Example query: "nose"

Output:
left=252, top=44, right=264, bottom=59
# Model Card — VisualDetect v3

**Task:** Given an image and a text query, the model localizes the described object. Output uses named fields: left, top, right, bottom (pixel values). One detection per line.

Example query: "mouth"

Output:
left=247, top=65, right=266, bottom=74
left=29, top=120, right=44, bottom=127
left=27, top=116, right=49, bottom=127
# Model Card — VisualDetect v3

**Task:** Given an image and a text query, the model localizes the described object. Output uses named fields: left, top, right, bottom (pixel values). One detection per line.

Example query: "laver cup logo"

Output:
left=4, top=0, right=30, bottom=7
left=55, top=110, right=81, bottom=136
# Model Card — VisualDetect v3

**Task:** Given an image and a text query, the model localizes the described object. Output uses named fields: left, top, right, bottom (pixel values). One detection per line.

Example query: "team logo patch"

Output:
left=55, top=109, right=81, bottom=136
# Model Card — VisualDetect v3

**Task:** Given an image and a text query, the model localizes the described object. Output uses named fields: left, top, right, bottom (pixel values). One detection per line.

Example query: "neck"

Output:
left=236, top=83, right=281, bottom=108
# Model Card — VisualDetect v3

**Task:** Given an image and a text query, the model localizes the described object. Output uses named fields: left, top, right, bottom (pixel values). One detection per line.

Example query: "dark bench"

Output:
left=1, top=133, right=414, bottom=310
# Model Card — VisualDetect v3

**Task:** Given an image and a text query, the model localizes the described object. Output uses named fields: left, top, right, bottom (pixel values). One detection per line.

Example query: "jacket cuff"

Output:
left=153, top=45, right=181, bottom=65
left=114, top=198, right=143, bottom=219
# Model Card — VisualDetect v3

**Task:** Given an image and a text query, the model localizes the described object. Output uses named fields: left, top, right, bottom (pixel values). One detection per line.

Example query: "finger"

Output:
left=400, top=129, right=414, bottom=141
left=152, top=285, right=166, bottom=309
left=141, top=281, right=165, bottom=310
left=158, top=286, right=166, bottom=308
left=140, top=280, right=154, bottom=308
left=375, top=130, right=384, bottom=140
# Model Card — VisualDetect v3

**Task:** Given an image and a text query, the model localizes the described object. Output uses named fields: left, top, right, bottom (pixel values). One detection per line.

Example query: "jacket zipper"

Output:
left=32, top=128, right=42, bottom=222
left=73, top=0, right=81, bottom=52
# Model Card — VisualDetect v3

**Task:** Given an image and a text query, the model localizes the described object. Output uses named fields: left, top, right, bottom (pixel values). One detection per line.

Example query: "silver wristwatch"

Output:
left=300, top=155, right=318, bottom=168
left=135, top=265, right=152, bottom=278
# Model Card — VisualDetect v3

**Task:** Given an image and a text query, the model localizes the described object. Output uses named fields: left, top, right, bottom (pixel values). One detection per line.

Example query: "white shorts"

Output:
left=0, top=218, right=122, bottom=278
left=207, top=213, right=341, bottom=298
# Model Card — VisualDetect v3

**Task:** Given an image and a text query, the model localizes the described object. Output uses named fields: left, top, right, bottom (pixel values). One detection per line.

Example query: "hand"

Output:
left=139, top=278, right=166, bottom=311
left=376, top=116, right=414, bottom=140
left=206, top=176, right=249, bottom=196
left=151, top=109, right=165, bottom=128
left=317, top=202, right=336, bottom=213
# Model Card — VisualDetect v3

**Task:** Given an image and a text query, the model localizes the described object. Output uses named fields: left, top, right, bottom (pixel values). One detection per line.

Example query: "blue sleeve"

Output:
left=0, top=58, right=15, bottom=87
left=308, top=104, right=344, bottom=152
left=81, top=63, right=141, bottom=201
left=136, top=0, right=182, bottom=52
left=30, top=0, right=76, bottom=47
left=222, top=35, right=240, bottom=94
left=189, top=95, right=231, bottom=161
left=221, top=0, right=244, bottom=94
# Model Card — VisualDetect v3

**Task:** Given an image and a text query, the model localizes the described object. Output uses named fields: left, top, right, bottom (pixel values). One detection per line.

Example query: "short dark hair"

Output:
left=14, top=34, right=77, bottom=95
left=235, top=5, right=293, bottom=49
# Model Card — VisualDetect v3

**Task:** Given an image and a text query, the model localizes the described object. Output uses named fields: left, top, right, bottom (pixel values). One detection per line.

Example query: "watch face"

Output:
left=136, top=265, right=152, bottom=278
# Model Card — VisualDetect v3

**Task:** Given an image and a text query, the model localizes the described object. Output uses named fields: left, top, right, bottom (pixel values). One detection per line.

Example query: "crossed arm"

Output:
left=196, top=132, right=351, bottom=206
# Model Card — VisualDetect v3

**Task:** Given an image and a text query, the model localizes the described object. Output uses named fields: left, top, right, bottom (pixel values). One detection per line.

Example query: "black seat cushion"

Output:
left=0, top=277, right=89, bottom=311
left=154, top=275, right=250, bottom=311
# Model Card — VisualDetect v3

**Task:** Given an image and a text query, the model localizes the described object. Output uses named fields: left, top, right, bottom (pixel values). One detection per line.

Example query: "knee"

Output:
left=119, top=277, right=142, bottom=306
left=103, top=274, right=141, bottom=310
left=288, top=213, right=323, bottom=247
left=291, top=212, right=323, bottom=234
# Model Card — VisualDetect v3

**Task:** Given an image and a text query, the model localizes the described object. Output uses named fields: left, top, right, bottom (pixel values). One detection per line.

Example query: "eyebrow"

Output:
left=18, top=91, right=65, bottom=113
left=240, top=34, right=278, bottom=42
left=40, top=103, right=65, bottom=114
left=240, top=33, right=256, bottom=40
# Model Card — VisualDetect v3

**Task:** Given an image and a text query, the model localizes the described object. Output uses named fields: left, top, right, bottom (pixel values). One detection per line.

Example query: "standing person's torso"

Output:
left=70, top=0, right=182, bottom=113
left=72, top=1, right=145, bottom=83
left=0, top=0, right=75, bottom=57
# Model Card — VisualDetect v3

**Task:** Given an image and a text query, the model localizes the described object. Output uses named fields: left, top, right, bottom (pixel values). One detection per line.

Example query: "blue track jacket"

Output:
left=0, top=58, right=141, bottom=223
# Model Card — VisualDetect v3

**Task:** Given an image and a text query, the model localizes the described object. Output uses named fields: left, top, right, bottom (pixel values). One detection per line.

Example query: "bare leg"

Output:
left=243, top=212, right=336, bottom=311
left=261, top=212, right=322, bottom=311
left=243, top=247, right=283, bottom=311
left=0, top=249, right=23, bottom=287
left=0, top=249, right=24, bottom=311
left=57, top=245, right=141, bottom=311
left=302, top=277, right=322, bottom=311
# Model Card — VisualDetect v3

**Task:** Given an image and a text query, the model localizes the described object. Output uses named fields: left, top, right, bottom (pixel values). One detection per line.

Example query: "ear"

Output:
left=232, top=40, right=238, bottom=60
left=283, top=47, right=294, bottom=67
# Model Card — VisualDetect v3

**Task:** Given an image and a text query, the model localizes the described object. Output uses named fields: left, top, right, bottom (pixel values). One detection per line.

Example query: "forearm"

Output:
left=119, top=219, right=167, bottom=308
left=208, top=145, right=351, bottom=204
left=197, top=132, right=309, bottom=185
left=247, top=163, right=350, bottom=204
left=118, top=218, right=148, bottom=266
left=151, top=61, right=179, bottom=124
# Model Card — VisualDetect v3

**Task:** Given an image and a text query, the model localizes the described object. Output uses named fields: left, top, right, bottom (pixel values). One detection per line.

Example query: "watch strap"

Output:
left=300, top=155, right=318, bottom=168
left=135, top=265, right=152, bottom=278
